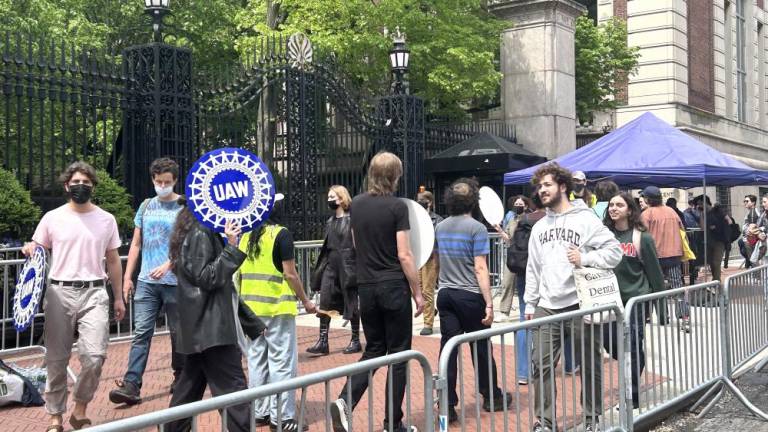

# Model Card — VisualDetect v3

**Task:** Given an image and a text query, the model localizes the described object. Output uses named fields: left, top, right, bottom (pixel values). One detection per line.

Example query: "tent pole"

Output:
left=703, top=177, right=708, bottom=282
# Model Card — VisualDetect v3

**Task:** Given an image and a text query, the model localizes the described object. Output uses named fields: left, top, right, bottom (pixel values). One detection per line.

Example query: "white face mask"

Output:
left=155, top=185, right=174, bottom=198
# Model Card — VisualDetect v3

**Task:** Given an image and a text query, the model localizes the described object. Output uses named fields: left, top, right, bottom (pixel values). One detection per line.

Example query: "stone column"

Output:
left=490, top=0, right=585, bottom=160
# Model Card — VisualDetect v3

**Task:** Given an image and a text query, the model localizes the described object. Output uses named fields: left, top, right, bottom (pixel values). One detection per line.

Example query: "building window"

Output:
left=736, top=0, right=748, bottom=122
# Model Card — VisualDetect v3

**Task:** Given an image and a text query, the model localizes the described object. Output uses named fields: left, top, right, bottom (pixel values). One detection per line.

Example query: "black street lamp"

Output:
left=389, top=28, right=410, bottom=95
left=144, top=0, right=171, bottom=43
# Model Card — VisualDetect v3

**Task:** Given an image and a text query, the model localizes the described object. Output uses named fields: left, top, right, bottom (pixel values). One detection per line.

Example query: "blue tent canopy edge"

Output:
left=503, top=112, right=768, bottom=188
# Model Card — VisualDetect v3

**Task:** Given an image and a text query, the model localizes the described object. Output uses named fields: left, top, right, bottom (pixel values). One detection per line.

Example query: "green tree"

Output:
left=92, top=170, right=134, bottom=239
left=0, top=168, right=42, bottom=240
left=575, top=15, right=639, bottom=125
left=234, top=0, right=505, bottom=118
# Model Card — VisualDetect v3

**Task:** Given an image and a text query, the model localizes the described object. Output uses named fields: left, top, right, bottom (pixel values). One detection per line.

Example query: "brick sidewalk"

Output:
left=0, top=323, right=669, bottom=432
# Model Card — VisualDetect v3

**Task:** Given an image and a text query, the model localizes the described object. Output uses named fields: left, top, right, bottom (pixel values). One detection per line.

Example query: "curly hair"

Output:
left=531, top=162, right=572, bottom=196
left=59, top=161, right=98, bottom=186
left=444, top=178, right=479, bottom=216
left=150, top=157, right=180, bottom=180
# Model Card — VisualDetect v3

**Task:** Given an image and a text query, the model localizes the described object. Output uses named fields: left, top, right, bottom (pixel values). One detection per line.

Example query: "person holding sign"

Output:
left=110, top=158, right=184, bottom=406
left=22, top=161, right=125, bottom=432
left=524, top=163, right=622, bottom=432
left=602, top=192, right=665, bottom=410
left=436, top=179, right=512, bottom=423
left=330, top=152, right=424, bottom=432
left=165, top=206, right=264, bottom=432
left=237, top=197, right=317, bottom=431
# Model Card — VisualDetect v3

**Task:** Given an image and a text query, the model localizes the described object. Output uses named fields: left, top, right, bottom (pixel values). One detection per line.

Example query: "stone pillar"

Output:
left=491, top=0, right=585, bottom=160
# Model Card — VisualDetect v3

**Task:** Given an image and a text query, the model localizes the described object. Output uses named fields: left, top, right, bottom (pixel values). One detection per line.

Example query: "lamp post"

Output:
left=389, top=28, right=410, bottom=95
left=123, top=0, right=194, bottom=205
left=377, top=27, right=423, bottom=198
left=144, top=0, right=171, bottom=43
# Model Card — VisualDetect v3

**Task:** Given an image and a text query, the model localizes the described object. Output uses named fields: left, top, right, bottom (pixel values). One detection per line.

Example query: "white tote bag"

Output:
left=573, top=267, right=624, bottom=324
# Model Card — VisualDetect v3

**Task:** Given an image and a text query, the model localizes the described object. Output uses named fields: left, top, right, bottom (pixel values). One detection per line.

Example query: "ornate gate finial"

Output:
left=288, top=33, right=313, bottom=71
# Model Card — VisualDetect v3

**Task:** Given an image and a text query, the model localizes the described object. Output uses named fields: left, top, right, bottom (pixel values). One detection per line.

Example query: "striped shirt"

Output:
left=435, top=215, right=490, bottom=294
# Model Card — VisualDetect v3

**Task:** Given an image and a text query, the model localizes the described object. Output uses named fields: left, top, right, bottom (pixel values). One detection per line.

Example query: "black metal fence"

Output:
left=0, top=31, right=515, bottom=240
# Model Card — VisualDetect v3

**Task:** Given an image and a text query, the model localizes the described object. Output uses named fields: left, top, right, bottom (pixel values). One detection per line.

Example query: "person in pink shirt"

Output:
left=22, top=161, right=125, bottom=432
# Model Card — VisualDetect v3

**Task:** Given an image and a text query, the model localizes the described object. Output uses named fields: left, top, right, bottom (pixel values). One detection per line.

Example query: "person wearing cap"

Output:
left=640, top=186, right=689, bottom=332
left=569, top=171, right=597, bottom=208
left=237, top=196, right=317, bottom=432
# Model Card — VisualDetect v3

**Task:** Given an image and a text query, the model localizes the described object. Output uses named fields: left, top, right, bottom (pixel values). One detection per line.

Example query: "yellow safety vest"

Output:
left=238, top=225, right=297, bottom=317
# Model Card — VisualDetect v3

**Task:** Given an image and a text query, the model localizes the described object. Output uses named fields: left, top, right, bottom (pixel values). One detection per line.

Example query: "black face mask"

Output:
left=573, top=184, right=585, bottom=194
left=67, top=184, right=92, bottom=204
left=513, top=206, right=525, bottom=214
left=328, top=200, right=340, bottom=210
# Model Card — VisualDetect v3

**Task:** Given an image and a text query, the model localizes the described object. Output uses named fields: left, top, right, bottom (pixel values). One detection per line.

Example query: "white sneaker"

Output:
left=330, top=398, right=349, bottom=432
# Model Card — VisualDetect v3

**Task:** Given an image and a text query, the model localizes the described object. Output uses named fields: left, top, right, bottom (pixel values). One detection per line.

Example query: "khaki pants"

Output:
left=44, top=282, right=110, bottom=415
left=499, top=267, right=516, bottom=315
left=531, top=305, right=603, bottom=428
left=419, top=255, right=438, bottom=328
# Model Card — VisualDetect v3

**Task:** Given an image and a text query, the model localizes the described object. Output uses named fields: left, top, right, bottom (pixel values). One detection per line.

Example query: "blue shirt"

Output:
left=435, top=215, right=490, bottom=294
left=135, top=197, right=183, bottom=285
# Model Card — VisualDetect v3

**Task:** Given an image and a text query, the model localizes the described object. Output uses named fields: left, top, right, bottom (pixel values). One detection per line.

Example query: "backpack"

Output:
left=506, top=215, right=533, bottom=274
left=0, top=359, right=44, bottom=407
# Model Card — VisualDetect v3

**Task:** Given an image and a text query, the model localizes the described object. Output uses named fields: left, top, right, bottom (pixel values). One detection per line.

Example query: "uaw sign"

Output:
left=13, top=246, right=47, bottom=332
left=186, top=148, right=276, bottom=233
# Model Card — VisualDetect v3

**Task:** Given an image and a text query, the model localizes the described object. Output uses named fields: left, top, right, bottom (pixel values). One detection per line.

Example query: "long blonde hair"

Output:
left=366, top=152, right=402, bottom=196
left=329, top=185, right=352, bottom=211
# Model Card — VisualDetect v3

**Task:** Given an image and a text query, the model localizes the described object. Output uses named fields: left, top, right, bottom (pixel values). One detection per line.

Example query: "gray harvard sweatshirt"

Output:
left=524, top=205, right=622, bottom=314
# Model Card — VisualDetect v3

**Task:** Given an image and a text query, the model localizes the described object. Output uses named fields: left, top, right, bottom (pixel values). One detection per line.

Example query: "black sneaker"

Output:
left=109, top=380, right=141, bottom=405
left=270, top=419, right=309, bottom=431
left=585, top=422, right=600, bottom=432
left=330, top=398, right=349, bottom=432
left=482, top=392, right=513, bottom=412
left=531, top=422, right=553, bottom=432
left=255, top=415, right=271, bottom=427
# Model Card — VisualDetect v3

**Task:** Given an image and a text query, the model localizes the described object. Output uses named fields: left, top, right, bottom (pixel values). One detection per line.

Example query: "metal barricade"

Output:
left=436, top=304, right=627, bottom=432
left=294, top=239, right=324, bottom=296
left=723, top=265, right=768, bottom=373
left=621, top=282, right=724, bottom=428
left=85, top=350, right=434, bottom=432
left=488, top=233, right=504, bottom=292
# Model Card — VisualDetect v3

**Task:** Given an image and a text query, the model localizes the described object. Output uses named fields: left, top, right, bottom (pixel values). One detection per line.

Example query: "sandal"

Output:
left=69, top=414, right=92, bottom=430
left=45, top=426, right=63, bottom=432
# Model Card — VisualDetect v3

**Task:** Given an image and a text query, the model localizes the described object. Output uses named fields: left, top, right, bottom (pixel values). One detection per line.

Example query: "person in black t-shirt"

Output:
left=330, top=152, right=424, bottom=432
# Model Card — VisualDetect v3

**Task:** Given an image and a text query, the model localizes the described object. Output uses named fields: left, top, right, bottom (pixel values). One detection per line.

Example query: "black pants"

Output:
left=338, top=279, right=412, bottom=427
left=165, top=344, right=250, bottom=432
left=602, top=313, right=645, bottom=409
left=437, top=288, right=502, bottom=407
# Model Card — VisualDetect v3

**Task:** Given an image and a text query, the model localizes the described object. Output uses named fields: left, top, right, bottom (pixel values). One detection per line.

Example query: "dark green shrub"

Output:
left=0, top=168, right=42, bottom=240
left=92, top=170, right=134, bottom=238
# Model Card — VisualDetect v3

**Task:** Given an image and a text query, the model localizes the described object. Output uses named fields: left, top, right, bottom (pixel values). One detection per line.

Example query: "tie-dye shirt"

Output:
left=135, top=197, right=183, bottom=285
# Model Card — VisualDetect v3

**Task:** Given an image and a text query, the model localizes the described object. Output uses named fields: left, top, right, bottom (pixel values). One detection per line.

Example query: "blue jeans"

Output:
left=124, top=281, right=183, bottom=388
left=515, top=276, right=529, bottom=380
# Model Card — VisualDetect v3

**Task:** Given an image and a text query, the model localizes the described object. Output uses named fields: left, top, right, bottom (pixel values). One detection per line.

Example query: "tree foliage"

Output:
left=0, top=0, right=504, bottom=119
left=575, top=15, right=639, bottom=125
left=92, top=170, right=134, bottom=239
left=0, top=168, right=42, bottom=240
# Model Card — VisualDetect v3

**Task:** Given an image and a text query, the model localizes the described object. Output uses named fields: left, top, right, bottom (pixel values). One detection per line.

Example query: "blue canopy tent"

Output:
left=504, top=111, right=768, bottom=272
left=504, top=112, right=768, bottom=188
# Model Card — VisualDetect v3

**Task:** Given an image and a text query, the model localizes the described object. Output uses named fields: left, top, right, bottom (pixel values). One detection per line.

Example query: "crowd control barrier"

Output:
left=436, top=304, right=628, bottom=432
left=84, top=350, right=434, bottom=432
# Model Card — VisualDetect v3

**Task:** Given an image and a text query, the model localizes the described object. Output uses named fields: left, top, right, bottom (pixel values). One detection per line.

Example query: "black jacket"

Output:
left=175, top=222, right=265, bottom=354
left=311, top=215, right=356, bottom=291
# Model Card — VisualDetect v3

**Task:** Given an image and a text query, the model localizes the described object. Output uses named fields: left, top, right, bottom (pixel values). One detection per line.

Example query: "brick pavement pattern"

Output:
left=0, top=323, right=672, bottom=432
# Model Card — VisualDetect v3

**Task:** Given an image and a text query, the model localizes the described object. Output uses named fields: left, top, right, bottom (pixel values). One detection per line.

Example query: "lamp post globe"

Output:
left=389, top=27, right=410, bottom=95
left=144, top=0, right=171, bottom=42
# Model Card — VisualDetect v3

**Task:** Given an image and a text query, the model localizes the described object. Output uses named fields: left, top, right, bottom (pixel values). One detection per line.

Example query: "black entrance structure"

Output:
left=425, top=132, right=545, bottom=212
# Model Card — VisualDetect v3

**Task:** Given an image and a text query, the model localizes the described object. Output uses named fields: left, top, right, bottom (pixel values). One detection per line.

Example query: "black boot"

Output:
left=343, top=315, right=362, bottom=354
left=306, top=317, right=330, bottom=356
